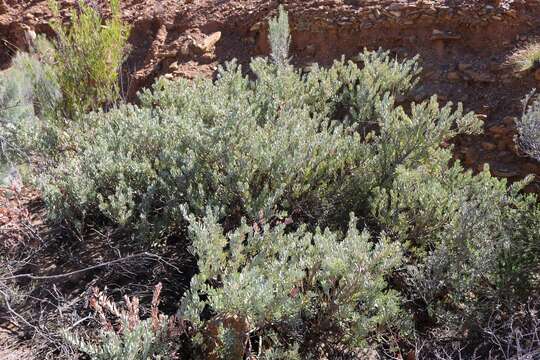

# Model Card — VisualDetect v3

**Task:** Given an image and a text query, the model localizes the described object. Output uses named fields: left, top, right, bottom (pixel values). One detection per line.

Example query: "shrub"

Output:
left=11, top=6, right=540, bottom=359
left=180, top=209, right=404, bottom=358
left=268, top=6, right=290, bottom=67
left=0, top=57, right=35, bottom=162
left=0, top=49, right=61, bottom=184
left=35, top=52, right=479, bottom=237
left=516, top=90, right=540, bottom=161
left=373, top=152, right=540, bottom=336
left=32, top=3, right=462, bottom=236
left=47, top=0, right=129, bottom=116
left=29, top=29, right=480, bottom=237
left=63, top=284, right=183, bottom=359
left=508, top=42, right=540, bottom=72
left=2, top=46, right=65, bottom=157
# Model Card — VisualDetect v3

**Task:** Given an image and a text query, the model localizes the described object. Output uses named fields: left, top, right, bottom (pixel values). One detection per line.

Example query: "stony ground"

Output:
left=1, top=0, right=540, bottom=357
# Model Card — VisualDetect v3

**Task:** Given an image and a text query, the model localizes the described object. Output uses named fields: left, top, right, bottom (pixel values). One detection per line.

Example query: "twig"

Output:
left=65, top=315, right=93, bottom=331
left=0, top=287, right=42, bottom=335
left=0, top=252, right=181, bottom=281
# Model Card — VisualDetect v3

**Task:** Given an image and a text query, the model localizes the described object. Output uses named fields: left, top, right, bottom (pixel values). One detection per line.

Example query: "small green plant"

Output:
left=508, top=41, right=540, bottom=72
left=47, top=0, right=130, bottom=116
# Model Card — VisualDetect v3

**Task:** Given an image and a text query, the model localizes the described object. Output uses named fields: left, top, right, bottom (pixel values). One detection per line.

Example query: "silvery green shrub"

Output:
left=373, top=151, right=540, bottom=335
left=11, top=7, right=540, bottom=358
left=516, top=90, right=540, bottom=161
left=30, top=47, right=481, bottom=237
left=180, top=209, right=403, bottom=357
left=0, top=55, right=35, bottom=162
left=0, top=48, right=62, bottom=185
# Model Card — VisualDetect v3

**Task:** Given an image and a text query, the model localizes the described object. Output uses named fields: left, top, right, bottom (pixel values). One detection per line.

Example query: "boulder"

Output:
left=193, top=31, right=222, bottom=54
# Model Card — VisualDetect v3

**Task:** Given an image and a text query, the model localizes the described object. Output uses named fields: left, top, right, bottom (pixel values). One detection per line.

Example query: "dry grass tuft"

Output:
left=508, top=42, right=540, bottom=72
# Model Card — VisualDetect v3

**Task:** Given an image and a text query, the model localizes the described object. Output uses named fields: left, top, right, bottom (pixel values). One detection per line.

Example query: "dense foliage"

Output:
left=182, top=210, right=403, bottom=358
left=2, top=5, right=539, bottom=359
left=31, top=51, right=436, bottom=236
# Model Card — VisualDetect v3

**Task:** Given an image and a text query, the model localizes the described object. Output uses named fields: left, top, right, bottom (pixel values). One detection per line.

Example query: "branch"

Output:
left=0, top=252, right=181, bottom=282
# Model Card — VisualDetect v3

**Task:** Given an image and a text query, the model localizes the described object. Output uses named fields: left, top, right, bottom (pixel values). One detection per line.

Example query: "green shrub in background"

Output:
left=0, top=49, right=58, bottom=183
left=7, top=46, right=64, bottom=148
left=47, top=0, right=129, bottom=117
left=0, top=56, right=36, bottom=163
left=0, top=47, right=66, bottom=187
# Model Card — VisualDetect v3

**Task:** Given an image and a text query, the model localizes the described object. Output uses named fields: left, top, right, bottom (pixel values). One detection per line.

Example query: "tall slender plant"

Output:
left=47, top=0, right=130, bottom=117
left=269, top=5, right=291, bottom=67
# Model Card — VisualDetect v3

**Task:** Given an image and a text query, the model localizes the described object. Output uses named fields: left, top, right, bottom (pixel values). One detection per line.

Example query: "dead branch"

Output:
left=0, top=252, right=181, bottom=282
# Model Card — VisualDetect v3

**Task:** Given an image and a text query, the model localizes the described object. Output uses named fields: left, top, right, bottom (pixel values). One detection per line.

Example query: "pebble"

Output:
left=169, top=61, right=179, bottom=71
left=202, top=32, right=222, bottom=51
left=458, top=63, right=472, bottom=71
left=534, top=69, right=540, bottom=81
left=447, top=71, right=460, bottom=81
left=481, top=142, right=497, bottom=151
left=502, top=116, right=516, bottom=126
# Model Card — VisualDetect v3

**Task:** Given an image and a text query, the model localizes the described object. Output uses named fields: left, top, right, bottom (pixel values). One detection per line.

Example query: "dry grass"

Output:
left=508, top=42, right=540, bottom=72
